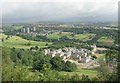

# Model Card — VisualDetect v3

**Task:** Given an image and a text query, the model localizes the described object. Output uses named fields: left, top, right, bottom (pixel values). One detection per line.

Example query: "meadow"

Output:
left=2, top=35, right=52, bottom=49
left=97, top=36, right=114, bottom=45
left=47, top=32, right=95, bottom=41
left=74, top=33, right=95, bottom=41
left=47, top=32, right=73, bottom=39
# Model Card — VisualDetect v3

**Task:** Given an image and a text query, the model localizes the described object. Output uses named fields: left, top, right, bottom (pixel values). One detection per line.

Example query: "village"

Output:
left=44, top=45, right=95, bottom=62
left=44, top=44, right=100, bottom=69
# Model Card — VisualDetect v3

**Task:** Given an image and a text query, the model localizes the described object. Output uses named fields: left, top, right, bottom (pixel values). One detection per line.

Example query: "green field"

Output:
left=97, top=36, right=114, bottom=45
left=59, top=69, right=97, bottom=78
left=47, top=32, right=95, bottom=41
left=74, top=33, right=95, bottom=41
left=47, top=33, right=60, bottom=39
left=0, top=34, right=7, bottom=39
left=0, top=34, right=7, bottom=46
left=2, top=36, right=52, bottom=49
left=47, top=32, right=73, bottom=39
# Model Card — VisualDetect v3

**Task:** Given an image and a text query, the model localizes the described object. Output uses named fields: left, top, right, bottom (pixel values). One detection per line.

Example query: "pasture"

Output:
left=0, top=34, right=7, bottom=39
left=97, top=36, right=114, bottom=45
left=47, top=32, right=95, bottom=41
left=47, top=32, right=73, bottom=39
left=2, top=36, right=52, bottom=49
left=74, top=33, right=95, bottom=41
left=0, top=34, right=7, bottom=46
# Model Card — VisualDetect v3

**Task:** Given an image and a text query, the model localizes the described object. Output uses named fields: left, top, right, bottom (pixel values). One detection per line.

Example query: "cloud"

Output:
left=1, top=0, right=119, bottom=23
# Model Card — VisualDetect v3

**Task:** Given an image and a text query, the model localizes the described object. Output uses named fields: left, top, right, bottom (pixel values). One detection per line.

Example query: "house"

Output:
left=44, top=47, right=92, bottom=63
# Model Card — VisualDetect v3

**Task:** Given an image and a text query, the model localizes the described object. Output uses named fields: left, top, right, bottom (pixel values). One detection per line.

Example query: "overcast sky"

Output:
left=1, top=0, right=119, bottom=23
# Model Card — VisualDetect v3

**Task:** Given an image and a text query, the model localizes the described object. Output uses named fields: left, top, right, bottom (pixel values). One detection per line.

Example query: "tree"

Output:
left=70, top=74, right=81, bottom=81
left=1, top=38, right=4, bottom=42
left=21, top=57, right=28, bottom=66
left=26, top=42, right=31, bottom=46
left=10, top=47, right=17, bottom=62
left=33, top=55, right=51, bottom=71
left=97, top=60, right=111, bottom=81
left=50, top=56, right=64, bottom=71
left=81, top=74, right=90, bottom=81
left=30, top=47, right=35, bottom=51
left=63, top=61, right=77, bottom=72
left=91, top=55, right=97, bottom=60
left=45, top=43, right=48, bottom=46
left=35, top=46, right=39, bottom=50
left=17, top=52, right=22, bottom=59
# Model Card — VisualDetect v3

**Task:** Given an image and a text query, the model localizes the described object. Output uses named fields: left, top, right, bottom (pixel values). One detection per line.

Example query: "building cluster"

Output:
left=44, top=47, right=96, bottom=63
left=21, top=27, right=36, bottom=33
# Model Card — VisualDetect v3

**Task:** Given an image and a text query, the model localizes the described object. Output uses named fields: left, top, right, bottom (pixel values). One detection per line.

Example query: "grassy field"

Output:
left=47, top=33, right=60, bottom=39
left=2, top=36, right=52, bottom=49
left=97, top=36, right=114, bottom=45
left=47, top=32, right=95, bottom=41
left=0, top=34, right=7, bottom=46
left=47, top=32, right=73, bottom=39
left=0, top=34, right=7, bottom=39
left=59, top=69, right=97, bottom=78
left=74, top=33, right=95, bottom=41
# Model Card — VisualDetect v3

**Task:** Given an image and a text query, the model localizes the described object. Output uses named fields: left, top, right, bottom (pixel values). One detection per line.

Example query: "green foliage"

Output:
left=63, top=61, right=77, bottom=72
left=70, top=74, right=81, bottom=81
left=10, top=47, right=17, bottom=62
left=97, top=61, right=111, bottom=81
left=33, top=55, right=51, bottom=71
left=35, top=46, right=39, bottom=50
left=50, top=56, right=77, bottom=72
left=17, top=52, right=22, bottom=59
left=81, top=74, right=91, bottom=81
left=27, top=42, right=31, bottom=46
left=50, top=56, right=64, bottom=71
left=105, top=50, right=117, bottom=65
left=91, top=55, right=97, bottom=60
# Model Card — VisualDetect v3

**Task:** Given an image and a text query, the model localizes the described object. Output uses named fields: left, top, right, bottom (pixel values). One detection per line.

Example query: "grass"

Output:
left=47, top=32, right=73, bottom=39
left=2, top=36, right=52, bottom=49
left=47, top=32, right=95, bottom=41
left=0, top=34, right=7, bottom=39
left=94, top=53, right=105, bottom=58
left=0, top=34, right=7, bottom=46
left=74, top=33, right=95, bottom=41
left=47, top=33, right=60, bottom=39
left=59, top=69, right=97, bottom=78
left=97, top=36, right=114, bottom=45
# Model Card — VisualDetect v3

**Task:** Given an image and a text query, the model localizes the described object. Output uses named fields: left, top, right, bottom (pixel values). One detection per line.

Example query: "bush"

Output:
left=63, top=61, right=77, bottom=72
left=26, top=42, right=31, bottom=46
left=50, top=56, right=64, bottom=71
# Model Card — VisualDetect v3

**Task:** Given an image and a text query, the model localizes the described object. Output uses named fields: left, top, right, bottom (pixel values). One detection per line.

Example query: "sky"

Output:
left=0, top=0, right=119, bottom=23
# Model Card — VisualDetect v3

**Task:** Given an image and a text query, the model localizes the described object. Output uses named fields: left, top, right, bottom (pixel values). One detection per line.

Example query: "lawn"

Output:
left=47, top=33, right=60, bottom=39
left=59, top=69, right=97, bottom=78
left=2, top=36, right=52, bottom=49
left=0, top=34, right=7, bottom=39
left=47, top=32, right=95, bottom=41
left=97, top=36, right=114, bottom=45
left=74, top=33, right=95, bottom=41
left=47, top=32, right=73, bottom=39
left=0, top=34, right=7, bottom=46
